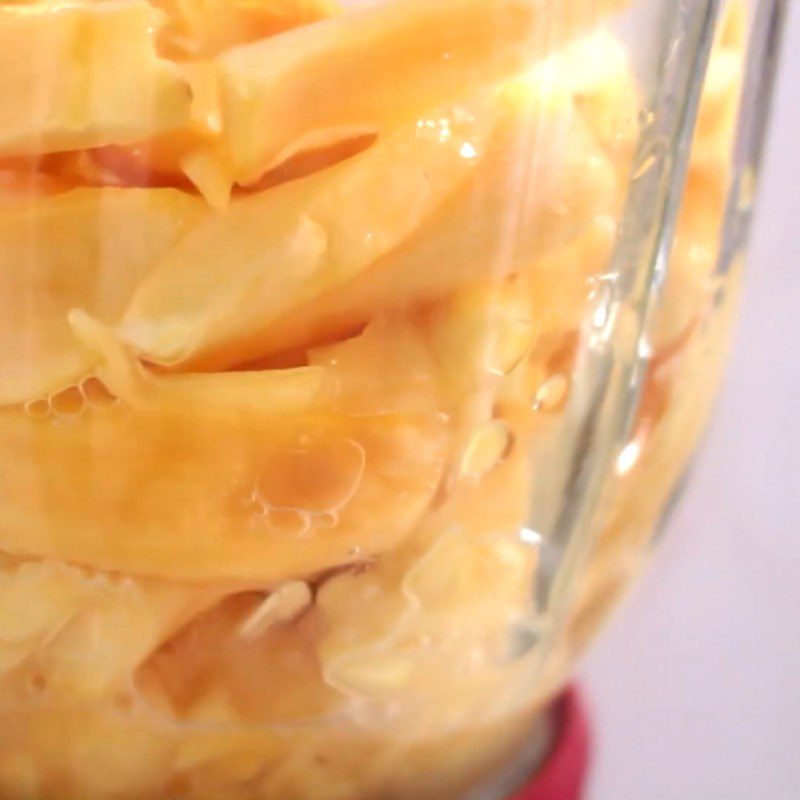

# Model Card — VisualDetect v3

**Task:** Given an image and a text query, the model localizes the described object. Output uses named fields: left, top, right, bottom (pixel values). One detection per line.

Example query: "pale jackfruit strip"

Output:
left=213, top=0, right=627, bottom=185
left=254, top=76, right=617, bottom=357
left=0, top=318, right=447, bottom=583
left=120, top=98, right=494, bottom=369
left=0, top=188, right=203, bottom=405
left=0, top=558, right=217, bottom=702
left=154, top=0, right=339, bottom=59
left=0, top=1, right=191, bottom=157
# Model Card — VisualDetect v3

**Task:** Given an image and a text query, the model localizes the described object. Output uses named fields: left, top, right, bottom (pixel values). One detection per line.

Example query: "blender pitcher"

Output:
left=0, top=0, right=786, bottom=798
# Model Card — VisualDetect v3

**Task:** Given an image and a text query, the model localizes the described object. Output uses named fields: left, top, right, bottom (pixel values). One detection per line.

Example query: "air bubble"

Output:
left=245, top=486, right=339, bottom=539
left=592, top=298, right=610, bottom=329
left=519, top=527, right=544, bottom=548
left=23, top=398, right=51, bottom=418
left=589, top=279, right=616, bottom=335
left=253, top=438, right=366, bottom=521
left=265, top=506, right=314, bottom=538
left=243, top=434, right=366, bottom=538
left=49, top=385, right=86, bottom=417
left=80, top=377, right=118, bottom=408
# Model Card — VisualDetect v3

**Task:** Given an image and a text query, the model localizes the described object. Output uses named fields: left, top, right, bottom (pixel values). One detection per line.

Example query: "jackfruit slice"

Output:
left=0, top=558, right=216, bottom=702
left=255, top=77, right=617, bottom=356
left=120, top=100, right=492, bottom=369
left=0, top=319, right=446, bottom=583
left=316, top=445, right=536, bottom=731
left=419, top=278, right=538, bottom=472
left=154, top=0, right=339, bottom=59
left=534, top=31, right=641, bottom=164
left=0, top=187, right=204, bottom=405
left=0, top=705, right=177, bottom=800
left=133, top=437, right=533, bottom=740
left=213, top=0, right=625, bottom=184
left=138, top=594, right=338, bottom=725
left=0, top=1, right=191, bottom=158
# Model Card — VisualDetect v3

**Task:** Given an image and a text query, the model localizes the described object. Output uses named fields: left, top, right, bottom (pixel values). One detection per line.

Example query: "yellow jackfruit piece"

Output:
left=0, top=706, right=176, bottom=800
left=256, top=77, right=617, bottom=355
left=213, top=0, right=626, bottom=184
left=0, top=187, right=204, bottom=405
left=0, top=1, right=191, bottom=157
left=420, top=278, right=538, bottom=471
left=120, top=100, right=492, bottom=369
left=0, top=319, right=447, bottom=583
left=154, top=0, right=339, bottom=59
left=317, top=446, right=536, bottom=732
left=0, top=559, right=215, bottom=703
left=526, top=212, right=617, bottom=336
left=534, top=31, right=641, bottom=160
left=139, top=594, right=338, bottom=725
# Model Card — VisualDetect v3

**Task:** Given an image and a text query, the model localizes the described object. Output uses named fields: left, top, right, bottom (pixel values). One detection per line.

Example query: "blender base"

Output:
left=508, top=688, right=591, bottom=800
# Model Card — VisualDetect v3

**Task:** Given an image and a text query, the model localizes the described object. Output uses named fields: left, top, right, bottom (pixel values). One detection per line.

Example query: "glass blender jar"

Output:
left=0, top=0, right=785, bottom=797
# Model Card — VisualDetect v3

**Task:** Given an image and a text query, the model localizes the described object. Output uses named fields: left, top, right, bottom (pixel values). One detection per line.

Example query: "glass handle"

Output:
left=531, top=0, right=724, bottom=623
left=716, top=0, right=789, bottom=276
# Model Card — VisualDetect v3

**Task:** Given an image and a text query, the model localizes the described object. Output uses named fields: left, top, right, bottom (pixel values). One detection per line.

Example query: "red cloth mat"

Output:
left=509, top=688, right=591, bottom=800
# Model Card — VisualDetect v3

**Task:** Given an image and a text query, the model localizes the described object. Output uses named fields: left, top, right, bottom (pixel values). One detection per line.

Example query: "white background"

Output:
left=583, top=3, right=800, bottom=798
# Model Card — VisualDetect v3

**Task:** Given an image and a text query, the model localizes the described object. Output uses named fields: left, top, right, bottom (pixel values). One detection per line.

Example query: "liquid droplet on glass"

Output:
left=533, top=374, right=569, bottom=412
left=631, top=153, right=657, bottom=181
left=459, top=141, right=477, bottom=160
left=616, top=438, right=642, bottom=476
left=631, top=135, right=668, bottom=181
left=637, top=108, right=656, bottom=129
left=589, top=279, right=615, bottom=334
left=488, top=317, right=538, bottom=377
left=459, top=420, right=513, bottom=480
